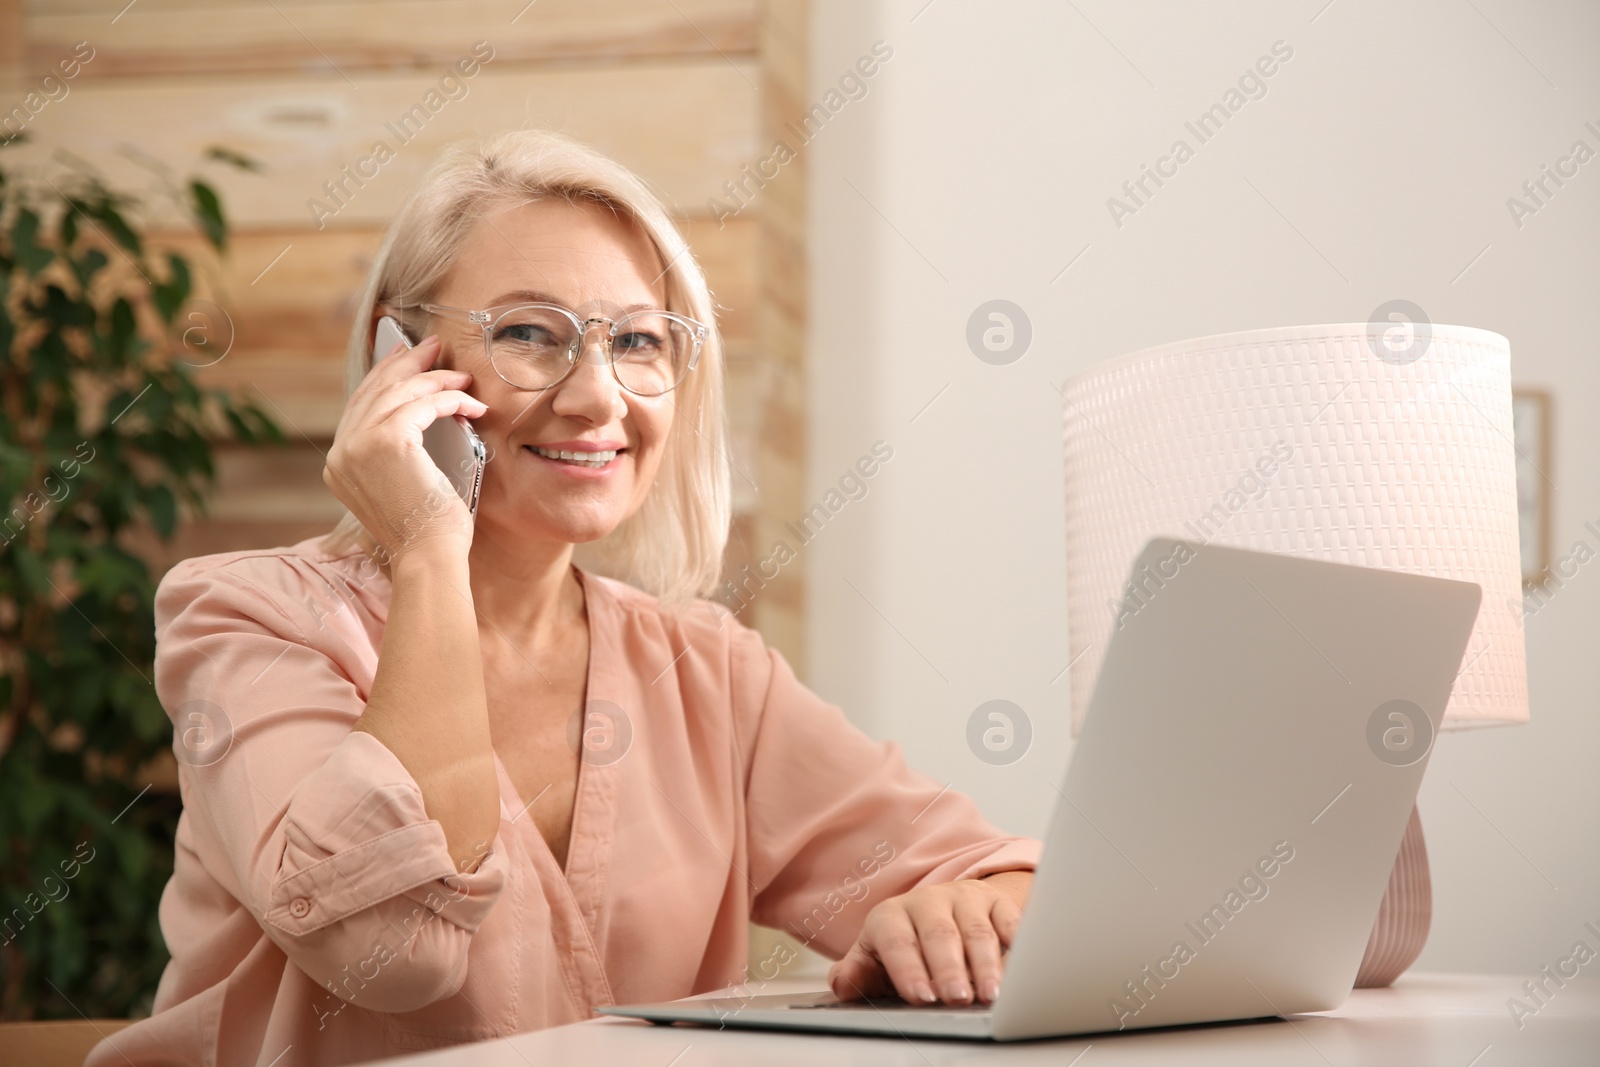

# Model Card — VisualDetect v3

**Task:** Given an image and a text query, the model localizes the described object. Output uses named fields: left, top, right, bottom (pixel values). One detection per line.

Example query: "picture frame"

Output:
left=1511, top=389, right=1553, bottom=585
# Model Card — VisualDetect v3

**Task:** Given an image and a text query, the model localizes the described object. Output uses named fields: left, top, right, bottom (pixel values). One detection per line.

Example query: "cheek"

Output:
left=478, top=382, right=543, bottom=452
left=630, top=404, right=675, bottom=477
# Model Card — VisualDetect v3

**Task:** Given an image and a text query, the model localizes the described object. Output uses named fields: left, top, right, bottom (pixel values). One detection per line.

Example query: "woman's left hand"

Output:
left=827, top=871, right=1033, bottom=1006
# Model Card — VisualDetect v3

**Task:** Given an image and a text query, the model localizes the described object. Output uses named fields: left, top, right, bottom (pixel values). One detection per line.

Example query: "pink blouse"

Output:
left=87, top=535, right=1040, bottom=1066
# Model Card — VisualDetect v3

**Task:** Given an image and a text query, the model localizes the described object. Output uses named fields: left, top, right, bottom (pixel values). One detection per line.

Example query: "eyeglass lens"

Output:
left=489, top=306, right=695, bottom=396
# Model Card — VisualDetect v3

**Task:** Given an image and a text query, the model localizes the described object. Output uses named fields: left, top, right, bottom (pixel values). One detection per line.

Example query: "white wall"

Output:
left=805, top=0, right=1598, bottom=974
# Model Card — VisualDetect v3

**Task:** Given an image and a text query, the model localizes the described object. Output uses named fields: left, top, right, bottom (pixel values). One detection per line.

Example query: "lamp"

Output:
left=1060, top=321, right=1528, bottom=987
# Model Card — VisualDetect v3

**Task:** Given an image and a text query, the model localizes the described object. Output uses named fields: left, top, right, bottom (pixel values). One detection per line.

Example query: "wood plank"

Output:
left=665, top=215, right=759, bottom=344
left=123, top=441, right=339, bottom=570
left=0, top=0, right=22, bottom=84
left=198, top=353, right=350, bottom=441
left=200, top=441, right=344, bottom=523
left=0, top=1019, right=137, bottom=1067
left=25, top=0, right=757, bottom=79
left=7, top=60, right=759, bottom=226
left=722, top=345, right=767, bottom=516
left=166, top=227, right=381, bottom=368
left=749, top=0, right=807, bottom=671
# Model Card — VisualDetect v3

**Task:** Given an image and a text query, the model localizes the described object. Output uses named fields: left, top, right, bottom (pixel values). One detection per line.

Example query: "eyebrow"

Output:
left=484, top=289, right=657, bottom=313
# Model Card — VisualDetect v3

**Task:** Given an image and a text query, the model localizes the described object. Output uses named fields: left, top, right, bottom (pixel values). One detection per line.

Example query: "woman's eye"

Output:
left=496, top=323, right=562, bottom=347
left=615, top=331, right=664, bottom=357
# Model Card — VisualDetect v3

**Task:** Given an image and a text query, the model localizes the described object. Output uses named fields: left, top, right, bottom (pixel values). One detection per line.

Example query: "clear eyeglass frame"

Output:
left=411, top=300, right=708, bottom=397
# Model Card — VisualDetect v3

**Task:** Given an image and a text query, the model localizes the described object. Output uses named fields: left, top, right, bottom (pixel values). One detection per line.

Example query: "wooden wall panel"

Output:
left=749, top=0, right=807, bottom=668
left=26, top=0, right=757, bottom=79
left=168, top=227, right=383, bottom=367
left=6, top=61, right=758, bottom=227
left=0, top=0, right=21, bottom=83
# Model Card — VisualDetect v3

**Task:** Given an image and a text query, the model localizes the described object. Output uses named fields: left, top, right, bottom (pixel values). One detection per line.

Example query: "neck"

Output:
left=465, top=519, right=584, bottom=645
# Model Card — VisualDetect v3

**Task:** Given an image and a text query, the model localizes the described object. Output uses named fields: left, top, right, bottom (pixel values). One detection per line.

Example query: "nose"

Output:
left=549, top=329, right=626, bottom=422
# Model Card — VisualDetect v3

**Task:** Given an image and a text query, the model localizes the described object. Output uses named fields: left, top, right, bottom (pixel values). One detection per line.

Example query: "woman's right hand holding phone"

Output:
left=323, top=334, right=487, bottom=564
left=332, top=334, right=501, bottom=870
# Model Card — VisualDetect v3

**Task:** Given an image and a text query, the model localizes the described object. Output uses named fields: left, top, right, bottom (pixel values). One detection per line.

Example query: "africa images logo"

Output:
left=1365, top=699, right=1434, bottom=768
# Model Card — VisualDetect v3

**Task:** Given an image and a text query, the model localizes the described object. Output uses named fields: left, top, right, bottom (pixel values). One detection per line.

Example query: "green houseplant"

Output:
left=0, top=144, right=281, bottom=1018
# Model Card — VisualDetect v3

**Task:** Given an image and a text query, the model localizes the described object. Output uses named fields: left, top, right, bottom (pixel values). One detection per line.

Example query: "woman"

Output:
left=89, top=130, right=1038, bottom=1065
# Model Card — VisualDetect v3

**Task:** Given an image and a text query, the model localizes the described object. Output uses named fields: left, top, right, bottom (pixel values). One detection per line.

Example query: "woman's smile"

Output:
left=522, top=439, right=626, bottom=477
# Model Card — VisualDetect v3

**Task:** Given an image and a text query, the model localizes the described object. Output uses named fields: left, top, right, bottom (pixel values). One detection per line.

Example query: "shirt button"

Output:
left=289, top=897, right=312, bottom=919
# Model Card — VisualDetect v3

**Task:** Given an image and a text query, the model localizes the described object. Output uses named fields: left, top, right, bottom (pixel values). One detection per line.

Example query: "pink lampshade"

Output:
left=1061, top=322, right=1529, bottom=736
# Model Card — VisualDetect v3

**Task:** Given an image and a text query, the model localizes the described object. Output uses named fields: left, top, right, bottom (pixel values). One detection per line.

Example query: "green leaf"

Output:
left=107, top=297, right=136, bottom=364
left=94, top=200, right=142, bottom=257
left=12, top=207, right=54, bottom=276
left=203, top=146, right=263, bottom=173
left=71, top=246, right=109, bottom=293
left=115, top=827, right=149, bottom=887
left=243, top=402, right=285, bottom=444
left=39, top=283, right=94, bottom=331
left=222, top=406, right=255, bottom=445
left=13, top=770, right=55, bottom=837
left=12, top=545, right=50, bottom=595
left=151, top=252, right=191, bottom=324
left=59, top=205, right=78, bottom=248
left=189, top=180, right=226, bottom=252
left=145, top=483, right=177, bottom=538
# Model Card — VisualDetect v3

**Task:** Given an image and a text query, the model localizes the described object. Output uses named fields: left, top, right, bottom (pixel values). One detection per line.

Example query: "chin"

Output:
left=482, top=504, right=625, bottom=546
left=553, top=518, right=624, bottom=545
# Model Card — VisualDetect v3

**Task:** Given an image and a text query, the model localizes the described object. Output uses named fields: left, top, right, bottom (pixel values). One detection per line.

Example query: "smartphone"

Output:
left=373, top=315, right=487, bottom=517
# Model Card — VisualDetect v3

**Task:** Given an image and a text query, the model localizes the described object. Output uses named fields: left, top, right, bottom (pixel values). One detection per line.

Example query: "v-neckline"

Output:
left=494, top=565, right=599, bottom=880
left=560, top=566, right=597, bottom=878
left=489, top=566, right=619, bottom=1008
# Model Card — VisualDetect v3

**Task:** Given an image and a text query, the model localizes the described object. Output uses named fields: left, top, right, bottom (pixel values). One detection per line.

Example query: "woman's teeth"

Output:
left=530, top=445, right=617, bottom=469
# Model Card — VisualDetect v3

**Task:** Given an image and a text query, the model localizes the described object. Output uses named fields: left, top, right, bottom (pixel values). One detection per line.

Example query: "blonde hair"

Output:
left=321, top=129, right=730, bottom=603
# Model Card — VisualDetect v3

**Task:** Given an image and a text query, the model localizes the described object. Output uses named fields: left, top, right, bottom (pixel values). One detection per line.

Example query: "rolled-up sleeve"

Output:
left=154, top=556, right=506, bottom=1013
left=731, top=625, right=1041, bottom=959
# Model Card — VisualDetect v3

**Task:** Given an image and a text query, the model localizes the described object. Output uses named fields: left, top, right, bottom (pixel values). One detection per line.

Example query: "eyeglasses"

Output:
left=413, top=301, right=707, bottom=397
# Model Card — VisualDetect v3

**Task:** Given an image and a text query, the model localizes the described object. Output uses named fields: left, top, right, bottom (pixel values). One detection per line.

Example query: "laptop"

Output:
left=600, top=538, right=1482, bottom=1041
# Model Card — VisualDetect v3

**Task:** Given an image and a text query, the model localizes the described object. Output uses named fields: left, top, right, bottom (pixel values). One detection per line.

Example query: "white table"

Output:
left=372, top=974, right=1599, bottom=1066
